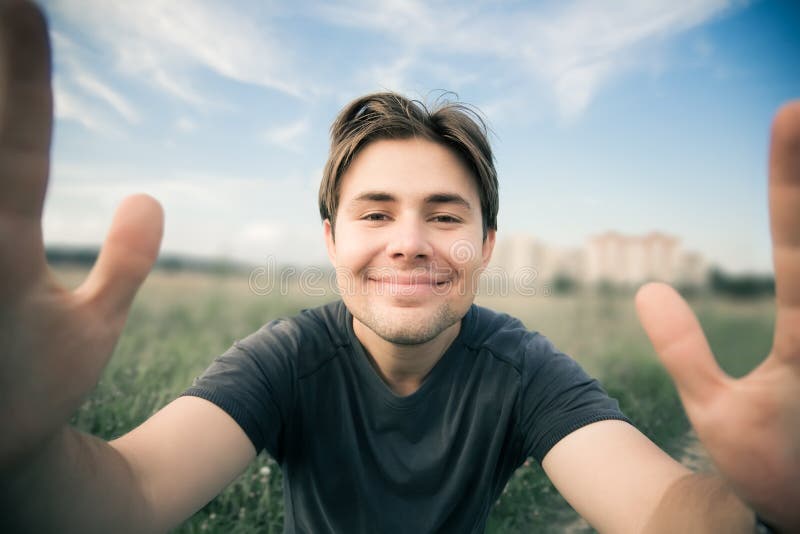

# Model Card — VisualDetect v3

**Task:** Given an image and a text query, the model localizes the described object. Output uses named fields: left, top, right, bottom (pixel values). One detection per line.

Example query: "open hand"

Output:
left=0, top=0, right=163, bottom=467
left=636, top=102, right=800, bottom=530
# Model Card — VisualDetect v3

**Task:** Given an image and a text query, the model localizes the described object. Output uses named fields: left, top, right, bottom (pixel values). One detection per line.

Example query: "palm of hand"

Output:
left=0, top=2, right=162, bottom=465
left=637, top=104, right=800, bottom=529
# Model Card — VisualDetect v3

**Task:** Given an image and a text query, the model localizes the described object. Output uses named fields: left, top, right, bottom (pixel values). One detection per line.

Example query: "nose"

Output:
left=385, top=216, right=433, bottom=261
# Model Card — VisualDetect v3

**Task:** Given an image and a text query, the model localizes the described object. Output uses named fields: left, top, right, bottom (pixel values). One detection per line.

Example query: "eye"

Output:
left=362, top=212, right=389, bottom=221
left=430, top=214, right=462, bottom=224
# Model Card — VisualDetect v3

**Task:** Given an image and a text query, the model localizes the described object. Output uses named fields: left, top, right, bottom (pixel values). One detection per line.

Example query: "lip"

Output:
left=367, top=274, right=452, bottom=285
left=365, top=273, right=454, bottom=296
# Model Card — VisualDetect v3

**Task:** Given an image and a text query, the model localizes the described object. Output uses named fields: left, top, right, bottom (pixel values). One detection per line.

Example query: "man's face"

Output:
left=324, top=137, right=495, bottom=345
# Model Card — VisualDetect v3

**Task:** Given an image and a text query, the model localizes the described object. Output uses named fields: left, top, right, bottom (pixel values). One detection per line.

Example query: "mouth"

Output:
left=370, top=277, right=448, bottom=284
left=365, top=273, right=455, bottom=294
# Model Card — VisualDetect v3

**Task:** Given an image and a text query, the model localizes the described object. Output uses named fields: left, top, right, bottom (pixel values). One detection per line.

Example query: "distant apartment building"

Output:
left=491, top=231, right=709, bottom=288
left=585, top=231, right=708, bottom=286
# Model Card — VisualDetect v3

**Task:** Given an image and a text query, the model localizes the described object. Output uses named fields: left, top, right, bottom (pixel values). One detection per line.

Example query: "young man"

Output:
left=1, top=2, right=798, bottom=533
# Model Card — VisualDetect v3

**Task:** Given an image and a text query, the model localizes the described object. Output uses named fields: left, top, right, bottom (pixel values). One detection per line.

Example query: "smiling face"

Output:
left=324, top=137, right=495, bottom=346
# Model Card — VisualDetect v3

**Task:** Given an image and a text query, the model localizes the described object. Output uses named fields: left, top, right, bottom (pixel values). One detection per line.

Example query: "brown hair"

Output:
left=318, top=92, right=498, bottom=239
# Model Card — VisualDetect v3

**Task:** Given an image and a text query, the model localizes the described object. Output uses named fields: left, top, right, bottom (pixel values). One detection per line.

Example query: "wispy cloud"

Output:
left=49, top=0, right=306, bottom=108
left=53, top=80, right=115, bottom=134
left=45, top=0, right=741, bottom=122
left=363, top=55, right=416, bottom=95
left=519, top=0, right=737, bottom=119
left=50, top=31, right=138, bottom=130
left=263, top=118, right=311, bottom=153
left=316, top=0, right=741, bottom=120
left=174, top=117, right=196, bottom=133
left=73, top=71, right=139, bottom=124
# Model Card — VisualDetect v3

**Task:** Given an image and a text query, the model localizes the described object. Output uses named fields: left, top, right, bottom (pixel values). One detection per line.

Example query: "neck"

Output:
left=353, top=318, right=461, bottom=397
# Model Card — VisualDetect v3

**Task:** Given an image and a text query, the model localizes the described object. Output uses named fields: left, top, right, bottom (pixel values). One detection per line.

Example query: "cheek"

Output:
left=440, top=234, right=484, bottom=270
left=332, top=226, right=382, bottom=269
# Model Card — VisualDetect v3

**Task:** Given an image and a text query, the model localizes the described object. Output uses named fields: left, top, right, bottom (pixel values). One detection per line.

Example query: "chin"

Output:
left=350, top=298, right=467, bottom=346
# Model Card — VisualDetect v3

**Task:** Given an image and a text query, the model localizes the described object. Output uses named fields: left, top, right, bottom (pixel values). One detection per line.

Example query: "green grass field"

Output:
left=59, top=268, right=774, bottom=533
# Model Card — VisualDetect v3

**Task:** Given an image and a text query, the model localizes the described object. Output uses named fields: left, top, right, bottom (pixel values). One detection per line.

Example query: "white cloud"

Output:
left=153, top=68, right=215, bottom=108
left=316, top=0, right=740, bottom=120
left=362, top=54, right=416, bottom=94
left=263, top=118, right=311, bottom=153
left=49, top=0, right=306, bottom=108
left=550, top=59, right=615, bottom=121
left=238, top=222, right=283, bottom=243
left=175, top=117, right=196, bottom=133
left=44, top=160, right=328, bottom=264
left=53, top=80, right=115, bottom=134
left=73, top=71, right=139, bottom=124
left=519, top=0, right=736, bottom=119
left=50, top=31, right=140, bottom=129
left=46, top=0, right=741, bottom=122
left=316, top=0, right=456, bottom=51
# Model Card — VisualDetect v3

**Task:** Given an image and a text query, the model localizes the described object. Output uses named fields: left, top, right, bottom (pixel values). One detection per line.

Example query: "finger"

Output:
left=77, top=194, right=163, bottom=318
left=770, top=101, right=800, bottom=305
left=768, top=101, right=800, bottom=362
left=635, top=282, right=727, bottom=406
left=0, top=0, right=52, bottom=221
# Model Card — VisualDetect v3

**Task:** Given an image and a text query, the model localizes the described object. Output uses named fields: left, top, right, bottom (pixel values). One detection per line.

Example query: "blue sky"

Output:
left=38, top=0, right=800, bottom=273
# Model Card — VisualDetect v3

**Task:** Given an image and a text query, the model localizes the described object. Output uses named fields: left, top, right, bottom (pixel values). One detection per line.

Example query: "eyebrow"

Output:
left=352, top=191, right=396, bottom=203
left=425, top=193, right=471, bottom=210
left=350, top=191, right=472, bottom=210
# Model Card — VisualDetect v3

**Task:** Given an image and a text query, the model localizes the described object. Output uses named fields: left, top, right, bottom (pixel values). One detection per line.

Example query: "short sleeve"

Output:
left=520, top=334, right=631, bottom=464
left=180, top=321, right=297, bottom=462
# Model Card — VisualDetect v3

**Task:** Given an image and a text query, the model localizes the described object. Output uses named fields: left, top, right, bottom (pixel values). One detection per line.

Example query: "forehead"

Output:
left=338, top=138, right=480, bottom=203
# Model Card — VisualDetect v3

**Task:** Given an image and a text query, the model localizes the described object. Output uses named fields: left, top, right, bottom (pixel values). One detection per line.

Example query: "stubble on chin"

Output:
left=350, top=301, right=462, bottom=346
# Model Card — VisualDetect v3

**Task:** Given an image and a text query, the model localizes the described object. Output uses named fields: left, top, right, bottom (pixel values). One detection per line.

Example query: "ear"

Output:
left=323, top=219, right=336, bottom=266
left=481, top=229, right=496, bottom=268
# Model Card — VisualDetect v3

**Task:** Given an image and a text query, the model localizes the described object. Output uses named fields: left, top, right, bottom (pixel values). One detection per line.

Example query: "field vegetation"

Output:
left=57, top=267, right=774, bottom=533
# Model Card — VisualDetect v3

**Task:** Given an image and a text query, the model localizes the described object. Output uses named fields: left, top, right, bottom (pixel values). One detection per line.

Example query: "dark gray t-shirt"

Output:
left=182, top=300, right=630, bottom=533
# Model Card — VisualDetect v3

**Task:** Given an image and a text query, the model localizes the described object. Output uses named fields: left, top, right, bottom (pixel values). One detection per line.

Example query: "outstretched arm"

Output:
left=543, top=420, right=754, bottom=534
left=542, top=101, right=799, bottom=533
left=3, top=397, right=257, bottom=533
left=0, top=2, right=256, bottom=532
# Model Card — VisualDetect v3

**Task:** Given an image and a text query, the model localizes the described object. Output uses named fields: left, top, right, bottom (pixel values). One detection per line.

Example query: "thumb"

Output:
left=635, top=282, right=726, bottom=406
left=78, top=194, right=163, bottom=316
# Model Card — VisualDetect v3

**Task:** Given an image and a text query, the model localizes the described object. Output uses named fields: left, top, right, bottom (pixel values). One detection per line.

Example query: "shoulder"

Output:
left=465, top=304, right=560, bottom=373
left=235, top=300, right=348, bottom=373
